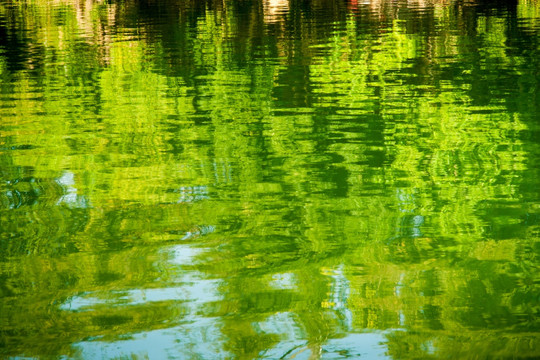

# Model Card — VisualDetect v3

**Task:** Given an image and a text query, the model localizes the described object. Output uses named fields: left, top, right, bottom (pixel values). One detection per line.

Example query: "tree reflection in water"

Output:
left=0, top=0, right=539, bottom=358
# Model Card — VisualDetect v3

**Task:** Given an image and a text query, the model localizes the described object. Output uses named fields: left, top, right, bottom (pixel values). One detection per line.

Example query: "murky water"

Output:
left=0, top=0, right=539, bottom=358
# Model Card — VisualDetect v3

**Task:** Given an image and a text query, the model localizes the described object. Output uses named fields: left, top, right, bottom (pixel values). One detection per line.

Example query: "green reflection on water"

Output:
left=0, top=0, right=539, bottom=358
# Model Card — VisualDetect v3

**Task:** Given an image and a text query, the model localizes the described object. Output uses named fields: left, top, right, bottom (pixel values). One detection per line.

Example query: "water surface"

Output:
left=0, top=0, right=539, bottom=358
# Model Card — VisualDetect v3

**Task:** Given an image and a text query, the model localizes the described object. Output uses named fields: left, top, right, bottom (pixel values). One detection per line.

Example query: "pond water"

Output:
left=0, top=0, right=539, bottom=358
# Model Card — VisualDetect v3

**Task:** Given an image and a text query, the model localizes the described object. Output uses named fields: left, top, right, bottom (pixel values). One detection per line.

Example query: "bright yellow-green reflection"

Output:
left=0, top=0, right=539, bottom=359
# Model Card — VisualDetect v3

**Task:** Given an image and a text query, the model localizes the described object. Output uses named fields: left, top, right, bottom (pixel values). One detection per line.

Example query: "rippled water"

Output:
left=1, top=0, right=539, bottom=358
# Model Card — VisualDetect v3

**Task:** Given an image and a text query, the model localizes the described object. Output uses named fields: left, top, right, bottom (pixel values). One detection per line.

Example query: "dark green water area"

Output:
left=0, top=0, right=539, bottom=358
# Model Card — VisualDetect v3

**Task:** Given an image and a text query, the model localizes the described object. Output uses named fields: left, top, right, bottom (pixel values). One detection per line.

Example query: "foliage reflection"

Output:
left=0, top=0, right=539, bottom=358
